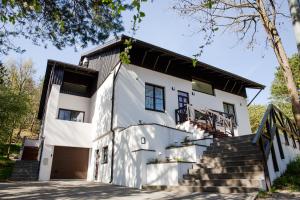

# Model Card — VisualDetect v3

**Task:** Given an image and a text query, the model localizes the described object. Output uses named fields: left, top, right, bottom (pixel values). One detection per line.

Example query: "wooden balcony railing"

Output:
left=175, top=104, right=235, bottom=136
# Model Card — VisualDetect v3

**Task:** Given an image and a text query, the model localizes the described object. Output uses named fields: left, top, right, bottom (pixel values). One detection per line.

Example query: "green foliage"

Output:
left=0, top=144, right=21, bottom=156
left=120, top=39, right=133, bottom=64
left=0, top=61, right=7, bottom=85
left=0, top=0, right=131, bottom=55
left=271, top=54, right=300, bottom=118
left=272, top=157, right=300, bottom=191
left=0, top=156, right=15, bottom=181
left=248, top=104, right=267, bottom=133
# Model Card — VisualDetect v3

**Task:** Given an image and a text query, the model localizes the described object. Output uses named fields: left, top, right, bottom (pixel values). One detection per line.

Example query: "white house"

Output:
left=32, top=35, right=300, bottom=193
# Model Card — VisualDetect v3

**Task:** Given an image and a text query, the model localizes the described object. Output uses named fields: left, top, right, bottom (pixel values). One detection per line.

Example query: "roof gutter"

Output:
left=109, top=61, right=122, bottom=184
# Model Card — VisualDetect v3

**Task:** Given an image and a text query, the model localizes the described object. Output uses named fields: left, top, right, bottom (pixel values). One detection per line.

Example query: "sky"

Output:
left=3, top=0, right=298, bottom=105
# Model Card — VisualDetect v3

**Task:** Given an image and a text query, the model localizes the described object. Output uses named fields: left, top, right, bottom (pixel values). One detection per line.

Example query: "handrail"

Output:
left=252, top=104, right=300, bottom=190
left=175, top=104, right=235, bottom=136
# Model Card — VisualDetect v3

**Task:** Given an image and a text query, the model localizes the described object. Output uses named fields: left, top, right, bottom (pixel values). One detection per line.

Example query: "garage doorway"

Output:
left=50, top=146, right=89, bottom=179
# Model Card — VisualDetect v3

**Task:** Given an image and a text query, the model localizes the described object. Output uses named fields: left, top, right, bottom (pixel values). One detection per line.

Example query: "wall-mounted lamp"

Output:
left=141, top=137, right=146, bottom=144
left=171, top=86, right=175, bottom=91
left=192, top=92, right=195, bottom=96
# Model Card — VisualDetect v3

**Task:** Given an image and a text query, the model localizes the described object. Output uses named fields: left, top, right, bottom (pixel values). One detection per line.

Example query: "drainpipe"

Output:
left=109, top=62, right=122, bottom=184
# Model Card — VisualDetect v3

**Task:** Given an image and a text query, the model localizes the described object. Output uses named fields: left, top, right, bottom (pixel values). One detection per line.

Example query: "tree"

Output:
left=271, top=54, right=300, bottom=118
left=174, top=0, right=300, bottom=128
left=4, top=58, right=41, bottom=142
left=248, top=104, right=267, bottom=133
left=0, top=0, right=131, bottom=55
left=0, top=61, right=7, bottom=85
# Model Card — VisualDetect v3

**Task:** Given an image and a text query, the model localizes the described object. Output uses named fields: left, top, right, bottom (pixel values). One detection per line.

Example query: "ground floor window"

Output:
left=102, top=146, right=108, bottom=164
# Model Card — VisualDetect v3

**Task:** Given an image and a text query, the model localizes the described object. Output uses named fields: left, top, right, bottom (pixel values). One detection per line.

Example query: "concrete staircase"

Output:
left=179, top=134, right=264, bottom=193
left=10, top=160, right=39, bottom=181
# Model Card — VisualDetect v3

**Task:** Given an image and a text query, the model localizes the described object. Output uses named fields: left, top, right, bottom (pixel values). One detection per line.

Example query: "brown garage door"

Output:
left=50, top=146, right=89, bottom=179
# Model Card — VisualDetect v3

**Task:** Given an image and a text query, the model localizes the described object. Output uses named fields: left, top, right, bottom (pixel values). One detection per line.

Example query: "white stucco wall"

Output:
left=146, top=162, right=193, bottom=186
left=39, top=84, right=93, bottom=181
left=166, top=145, right=207, bottom=162
left=267, top=133, right=300, bottom=184
left=91, top=124, right=193, bottom=188
left=114, top=64, right=252, bottom=136
left=58, top=93, right=91, bottom=123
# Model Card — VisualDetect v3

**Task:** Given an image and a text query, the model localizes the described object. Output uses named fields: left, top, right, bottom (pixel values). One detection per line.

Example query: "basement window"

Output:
left=192, top=79, right=214, bottom=95
left=102, top=146, right=108, bottom=164
left=145, top=83, right=165, bottom=112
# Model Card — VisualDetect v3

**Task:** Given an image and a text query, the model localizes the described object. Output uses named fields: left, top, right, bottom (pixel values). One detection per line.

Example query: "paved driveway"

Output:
left=0, top=181, right=256, bottom=200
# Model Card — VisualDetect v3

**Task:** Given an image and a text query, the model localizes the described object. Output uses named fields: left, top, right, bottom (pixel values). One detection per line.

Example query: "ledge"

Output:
left=147, top=161, right=195, bottom=165
left=166, top=144, right=209, bottom=150
left=131, top=149, right=156, bottom=153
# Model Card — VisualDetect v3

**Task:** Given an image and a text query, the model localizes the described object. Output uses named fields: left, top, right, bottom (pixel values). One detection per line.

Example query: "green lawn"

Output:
left=272, top=156, right=300, bottom=191
left=0, top=156, right=15, bottom=181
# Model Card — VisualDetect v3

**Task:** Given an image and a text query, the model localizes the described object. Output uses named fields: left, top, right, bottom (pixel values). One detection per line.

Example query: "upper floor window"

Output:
left=145, top=83, right=165, bottom=112
left=192, top=79, right=214, bottom=95
left=58, top=108, right=85, bottom=122
left=223, top=102, right=237, bottom=124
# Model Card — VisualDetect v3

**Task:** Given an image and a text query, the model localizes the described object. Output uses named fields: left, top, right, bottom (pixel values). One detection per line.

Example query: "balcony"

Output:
left=44, top=118, right=93, bottom=148
left=175, top=104, right=235, bottom=136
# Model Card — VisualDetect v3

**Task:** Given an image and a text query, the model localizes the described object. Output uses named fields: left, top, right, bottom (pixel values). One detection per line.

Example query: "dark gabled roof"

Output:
left=37, top=59, right=98, bottom=119
left=80, top=35, right=265, bottom=89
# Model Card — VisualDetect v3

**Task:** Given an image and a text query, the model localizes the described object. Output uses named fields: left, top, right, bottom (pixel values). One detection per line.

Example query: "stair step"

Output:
left=203, top=149, right=260, bottom=157
left=201, top=154, right=262, bottom=162
left=143, top=185, right=259, bottom=194
left=180, top=179, right=261, bottom=187
left=195, top=159, right=262, bottom=168
left=183, top=172, right=263, bottom=180
left=206, top=145, right=258, bottom=152
left=189, top=165, right=264, bottom=174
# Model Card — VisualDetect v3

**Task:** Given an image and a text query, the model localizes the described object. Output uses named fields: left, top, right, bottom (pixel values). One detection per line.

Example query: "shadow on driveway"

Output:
left=0, top=181, right=256, bottom=200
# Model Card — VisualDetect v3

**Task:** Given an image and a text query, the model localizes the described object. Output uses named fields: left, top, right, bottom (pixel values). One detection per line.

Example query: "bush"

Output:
left=0, top=144, right=21, bottom=156
left=272, top=157, right=300, bottom=191
left=0, top=156, right=15, bottom=181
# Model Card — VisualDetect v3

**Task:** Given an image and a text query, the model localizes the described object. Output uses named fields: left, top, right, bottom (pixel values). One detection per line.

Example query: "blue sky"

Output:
left=3, top=0, right=297, bottom=104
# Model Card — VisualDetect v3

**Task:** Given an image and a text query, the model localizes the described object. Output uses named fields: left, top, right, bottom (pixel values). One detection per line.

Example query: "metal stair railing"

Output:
left=252, top=104, right=300, bottom=190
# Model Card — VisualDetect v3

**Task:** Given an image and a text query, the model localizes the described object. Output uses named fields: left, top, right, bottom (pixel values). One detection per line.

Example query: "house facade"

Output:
left=36, top=35, right=273, bottom=189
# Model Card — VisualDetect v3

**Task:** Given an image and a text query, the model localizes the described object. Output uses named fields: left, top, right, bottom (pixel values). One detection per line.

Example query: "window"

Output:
left=61, top=82, right=88, bottom=96
left=58, top=109, right=85, bottom=122
left=145, top=83, right=165, bottom=112
left=102, top=146, right=108, bottom=164
left=223, top=103, right=237, bottom=124
left=192, top=79, right=214, bottom=95
left=178, top=91, right=189, bottom=108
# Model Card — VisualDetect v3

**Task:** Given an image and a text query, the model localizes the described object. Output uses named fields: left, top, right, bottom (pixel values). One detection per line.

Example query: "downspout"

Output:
left=109, top=62, right=122, bottom=183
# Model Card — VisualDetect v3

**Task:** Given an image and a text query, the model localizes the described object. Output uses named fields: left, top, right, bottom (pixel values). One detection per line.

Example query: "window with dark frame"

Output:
left=178, top=91, right=189, bottom=109
left=192, top=79, right=214, bottom=95
left=58, top=109, right=85, bottom=122
left=102, top=146, right=108, bottom=164
left=223, top=102, right=237, bottom=124
left=145, top=83, right=165, bottom=112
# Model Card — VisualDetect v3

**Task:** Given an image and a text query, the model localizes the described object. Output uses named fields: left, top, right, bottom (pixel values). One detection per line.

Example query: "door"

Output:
left=94, top=149, right=100, bottom=180
left=178, top=91, right=189, bottom=108
left=50, top=146, right=89, bottom=179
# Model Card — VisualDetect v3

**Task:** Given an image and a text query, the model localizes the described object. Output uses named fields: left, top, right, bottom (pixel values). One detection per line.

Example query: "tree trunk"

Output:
left=6, top=129, right=13, bottom=159
left=257, top=0, right=300, bottom=129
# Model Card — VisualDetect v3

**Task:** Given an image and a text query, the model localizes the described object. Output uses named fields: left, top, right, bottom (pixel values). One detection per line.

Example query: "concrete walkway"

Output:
left=0, top=181, right=257, bottom=200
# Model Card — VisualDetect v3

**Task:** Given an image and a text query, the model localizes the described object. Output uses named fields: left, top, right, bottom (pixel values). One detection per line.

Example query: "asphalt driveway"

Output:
left=0, top=181, right=257, bottom=200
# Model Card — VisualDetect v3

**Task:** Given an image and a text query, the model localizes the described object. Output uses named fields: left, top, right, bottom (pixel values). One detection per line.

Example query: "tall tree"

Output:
left=174, top=0, right=300, bottom=128
left=271, top=54, right=300, bottom=118
left=0, top=0, right=127, bottom=55
left=248, top=104, right=267, bottom=133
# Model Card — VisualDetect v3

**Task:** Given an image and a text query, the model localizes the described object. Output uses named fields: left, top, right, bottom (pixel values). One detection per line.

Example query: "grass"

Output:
left=272, top=157, right=300, bottom=191
left=0, top=156, right=15, bottom=181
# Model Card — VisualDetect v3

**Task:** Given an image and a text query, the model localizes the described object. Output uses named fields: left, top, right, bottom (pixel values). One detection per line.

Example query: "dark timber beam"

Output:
left=153, top=56, right=160, bottom=69
left=230, top=81, right=237, bottom=93
left=165, top=59, right=172, bottom=73
left=223, top=80, right=230, bottom=90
